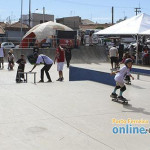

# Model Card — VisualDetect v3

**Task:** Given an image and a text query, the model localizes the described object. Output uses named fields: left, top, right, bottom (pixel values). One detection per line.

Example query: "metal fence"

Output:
left=0, top=37, right=78, bottom=49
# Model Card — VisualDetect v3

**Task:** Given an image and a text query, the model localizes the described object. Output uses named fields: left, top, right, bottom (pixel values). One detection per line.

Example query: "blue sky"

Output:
left=0, top=0, right=150, bottom=23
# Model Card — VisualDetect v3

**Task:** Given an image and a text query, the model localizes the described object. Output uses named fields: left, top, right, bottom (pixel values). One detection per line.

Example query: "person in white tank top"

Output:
left=0, top=45, right=5, bottom=69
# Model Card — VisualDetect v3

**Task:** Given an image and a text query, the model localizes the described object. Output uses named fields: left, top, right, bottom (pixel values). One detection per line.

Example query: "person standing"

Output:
left=0, top=44, right=5, bottom=69
left=54, top=43, right=65, bottom=81
left=65, top=43, right=72, bottom=68
left=30, top=53, right=53, bottom=82
left=109, top=45, right=118, bottom=69
left=7, top=50, right=15, bottom=70
left=118, top=43, right=124, bottom=62
left=81, top=32, right=85, bottom=45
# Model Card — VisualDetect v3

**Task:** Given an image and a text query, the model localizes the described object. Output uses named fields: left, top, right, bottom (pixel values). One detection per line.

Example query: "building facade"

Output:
left=56, top=16, right=81, bottom=30
left=22, top=13, right=54, bottom=28
left=3, top=22, right=29, bottom=44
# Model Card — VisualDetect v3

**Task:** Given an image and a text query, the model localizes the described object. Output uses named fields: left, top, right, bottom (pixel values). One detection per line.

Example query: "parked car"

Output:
left=41, top=43, right=51, bottom=48
left=1, top=42, right=15, bottom=49
left=15, top=45, right=20, bottom=48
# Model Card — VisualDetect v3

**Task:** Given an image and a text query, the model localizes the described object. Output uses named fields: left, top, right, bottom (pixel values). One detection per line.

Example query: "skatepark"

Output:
left=0, top=46, right=150, bottom=150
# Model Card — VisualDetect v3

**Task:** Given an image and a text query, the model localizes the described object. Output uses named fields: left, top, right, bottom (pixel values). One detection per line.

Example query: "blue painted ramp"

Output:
left=69, top=66, right=115, bottom=86
left=131, top=68, right=150, bottom=74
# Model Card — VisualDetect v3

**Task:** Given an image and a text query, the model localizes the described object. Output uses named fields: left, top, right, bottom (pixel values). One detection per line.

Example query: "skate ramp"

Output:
left=69, top=66, right=115, bottom=86
left=71, top=45, right=108, bottom=64
left=4, top=45, right=108, bottom=64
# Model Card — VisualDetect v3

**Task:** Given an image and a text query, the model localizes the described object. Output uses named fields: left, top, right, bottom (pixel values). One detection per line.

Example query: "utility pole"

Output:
left=135, top=7, right=141, bottom=16
left=112, top=6, right=114, bottom=25
left=29, top=0, right=31, bottom=27
left=43, top=7, right=45, bottom=23
left=20, top=0, right=23, bottom=41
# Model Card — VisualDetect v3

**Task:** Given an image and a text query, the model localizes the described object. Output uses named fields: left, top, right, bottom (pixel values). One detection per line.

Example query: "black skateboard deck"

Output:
left=112, top=97, right=128, bottom=104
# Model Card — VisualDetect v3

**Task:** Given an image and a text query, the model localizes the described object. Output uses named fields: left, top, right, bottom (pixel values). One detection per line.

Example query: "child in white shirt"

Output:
left=110, top=58, right=134, bottom=100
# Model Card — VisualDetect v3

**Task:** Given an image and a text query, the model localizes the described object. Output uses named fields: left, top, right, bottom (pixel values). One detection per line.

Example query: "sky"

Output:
left=0, top=0, right=150, bottom=23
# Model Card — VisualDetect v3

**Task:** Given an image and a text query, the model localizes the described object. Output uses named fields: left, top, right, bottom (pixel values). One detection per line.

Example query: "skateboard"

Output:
left=112, top=97, right=128, bottom=104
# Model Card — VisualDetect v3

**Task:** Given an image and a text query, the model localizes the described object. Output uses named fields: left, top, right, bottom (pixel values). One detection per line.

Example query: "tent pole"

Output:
left=136, top=34, right=139, bottom=64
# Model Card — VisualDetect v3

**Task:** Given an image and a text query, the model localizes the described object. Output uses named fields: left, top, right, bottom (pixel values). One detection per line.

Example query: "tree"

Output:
left=96, top=26, right=104, bottom=29
left=116, top=16, right=127, bottom=23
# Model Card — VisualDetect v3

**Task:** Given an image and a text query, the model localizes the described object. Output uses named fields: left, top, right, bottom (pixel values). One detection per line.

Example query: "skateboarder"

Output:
left=30, top=53, right=53, bottom=82
left=110, top=58, right=134, bottom=100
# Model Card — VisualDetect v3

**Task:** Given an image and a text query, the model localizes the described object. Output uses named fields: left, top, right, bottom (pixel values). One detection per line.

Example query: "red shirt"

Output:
left=56, top=47, right=65, bottom=62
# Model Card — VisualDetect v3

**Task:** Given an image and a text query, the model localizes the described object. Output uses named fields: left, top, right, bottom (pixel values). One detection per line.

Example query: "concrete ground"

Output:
left=0, top=62, right=150, bottom=150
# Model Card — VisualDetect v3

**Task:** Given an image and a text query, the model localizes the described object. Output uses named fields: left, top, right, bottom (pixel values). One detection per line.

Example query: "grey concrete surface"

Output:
left=0, top=62, right=150, bottom=150
left=4, top=45, right=108, bottom=64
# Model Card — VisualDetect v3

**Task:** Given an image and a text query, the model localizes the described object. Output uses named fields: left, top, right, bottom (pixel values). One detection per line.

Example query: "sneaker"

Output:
left=118, top=96, right=126, bottom=100
left=60, top=77, right=64, bottom=81
left=47, top=80, right=52, bottom=82
left=56, top=78, right=61, bottom=81
left=110, top=93, right=117, bottom=98
left=39, top=80, right=44, bottom=83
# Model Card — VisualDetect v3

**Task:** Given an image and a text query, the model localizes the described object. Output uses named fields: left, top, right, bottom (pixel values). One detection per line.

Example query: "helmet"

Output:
left=125, top=58, right=133, bottom=65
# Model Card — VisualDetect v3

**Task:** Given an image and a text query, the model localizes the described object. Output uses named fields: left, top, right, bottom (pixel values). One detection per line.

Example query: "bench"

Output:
left=18, top=72, right=37, bottom=83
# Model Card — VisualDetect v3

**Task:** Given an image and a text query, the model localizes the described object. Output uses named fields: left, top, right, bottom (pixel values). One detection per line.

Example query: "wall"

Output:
left=4, top=48, right=56, bottom=62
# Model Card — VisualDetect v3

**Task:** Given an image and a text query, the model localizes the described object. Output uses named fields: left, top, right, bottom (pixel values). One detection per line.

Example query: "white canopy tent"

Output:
left=140, top=29, right=150, bottom=35
left=95, top=13, right=150, bottom=64
left=95, top=13, right=150, bottom=35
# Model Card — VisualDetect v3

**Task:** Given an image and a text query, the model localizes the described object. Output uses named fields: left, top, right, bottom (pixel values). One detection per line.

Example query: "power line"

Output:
left=53, top=0, right=138, bottom=9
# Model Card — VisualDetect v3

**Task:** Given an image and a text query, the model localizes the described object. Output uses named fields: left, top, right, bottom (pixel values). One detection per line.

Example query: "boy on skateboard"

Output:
left=110, top=58, right=134, bottom=100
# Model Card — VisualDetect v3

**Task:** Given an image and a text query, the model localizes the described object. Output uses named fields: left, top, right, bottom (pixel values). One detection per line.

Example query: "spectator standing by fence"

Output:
left=65, top=42, right=72, bottom=68
left=109, top=45, right=118, bottom=69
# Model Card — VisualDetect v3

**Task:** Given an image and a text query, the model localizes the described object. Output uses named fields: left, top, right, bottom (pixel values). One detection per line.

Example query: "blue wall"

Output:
left=69, top=66, right=116, bottom=86
left=131, top=68, right=150, bottom=74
